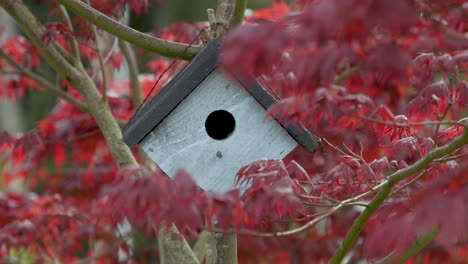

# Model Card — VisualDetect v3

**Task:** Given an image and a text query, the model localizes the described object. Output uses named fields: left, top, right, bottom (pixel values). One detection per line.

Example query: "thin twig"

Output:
left=334, top=65, right=360, bottom=84
left=300, top=201, right=336, bottom=207
left=390, top=165, right=440, bottom=196
left=356, top=115, right=462, bottom=127
left=119, top=39, right=142, bottom=106
left=434, top=152, right=468, bottom=163
left=58, top=4, right=81, bottom=63
left=86, top=0, right=108, bottom=100
left=342, top=143, right=366, bottom=163
left=222, top=130, right=468, bottom=240
left=433, top=81, right=454, bottom=147
left=322, top=138, right=363, bottom=162
left=224, top=187, right=383, bottom=237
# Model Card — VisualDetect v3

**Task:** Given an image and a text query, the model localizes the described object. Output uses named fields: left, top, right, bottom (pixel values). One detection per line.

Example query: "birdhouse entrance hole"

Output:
left=205, top=110, right=236, bottom=140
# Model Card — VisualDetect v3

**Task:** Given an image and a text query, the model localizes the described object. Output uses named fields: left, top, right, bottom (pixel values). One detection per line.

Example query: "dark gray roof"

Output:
left=123, top=41, right=319, bottom=152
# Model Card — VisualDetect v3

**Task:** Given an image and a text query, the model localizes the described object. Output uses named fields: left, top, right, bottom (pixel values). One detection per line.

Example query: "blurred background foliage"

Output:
left=1, top=0, right=269, bottom=133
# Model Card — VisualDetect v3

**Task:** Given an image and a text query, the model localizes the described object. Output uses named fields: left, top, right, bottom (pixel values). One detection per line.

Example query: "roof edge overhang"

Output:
left=123, top=41, right=220, bottom=148
left=123, top=40, right=319, bottom=152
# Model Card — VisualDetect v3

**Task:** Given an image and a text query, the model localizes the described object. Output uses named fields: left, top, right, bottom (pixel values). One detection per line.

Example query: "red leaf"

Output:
left=286, top=160, right=311, bottom=183
left=108, top=52, right=123, bottom=70
left=236, top=159, right=288, bottom=185
left=253, top=1, right=290, bottom=21
left=366, top=41, right=411, bottom=75
left=41, top=22, right=76, bottom=46
left=53, top=144, right=66, bottom=169
left=439, top=118, right=467, bottom=144
left=0, top=131, right=13, bottom=147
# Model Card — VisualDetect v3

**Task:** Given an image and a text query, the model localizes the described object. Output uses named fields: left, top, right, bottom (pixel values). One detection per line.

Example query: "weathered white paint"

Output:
left=141, top=70, right=297, bottom=193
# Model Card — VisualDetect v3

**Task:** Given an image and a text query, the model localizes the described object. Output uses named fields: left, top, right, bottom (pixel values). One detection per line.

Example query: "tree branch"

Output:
left=2, top=1, right=198, bottom=263
left=231, top=0, right=247, bottom=28
left=87, top=10, right=108, bottom=100
left=355, top=115, right=462, bottom=127
left=57, top=4, right=81, bottom=63
left=197, top=2, right=241, bottom=263
left=119, top=39, right=143, bottom=106
left=0, top=0, right=136, bottom=166
left=1, top=1, right=79, bottom=78
left=399, top=228, right=439, bottom=263
left=215, top=0, right=236, bottom=39
left=158, top=225, right=200, bottom=264
left=192, top=231, right=209, bottom=262
left=54, top=0, right=201, bottom=60
left=329, top=127, right=468, bottom=264
left=0, top=49, right=87, bottom=112
left=206, top=231, right=237, bottom=264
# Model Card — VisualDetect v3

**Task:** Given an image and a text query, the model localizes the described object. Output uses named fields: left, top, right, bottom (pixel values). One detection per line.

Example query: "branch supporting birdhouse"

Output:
left=215, top=0, right=236, bottom=39
left=203, top=0, right=237, bottom=42
left=206, top=231, right=238, bottom=264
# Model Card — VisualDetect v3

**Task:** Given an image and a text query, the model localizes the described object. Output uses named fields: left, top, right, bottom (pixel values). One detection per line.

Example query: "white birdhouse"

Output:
left=123, top=41, right=318, bottom=193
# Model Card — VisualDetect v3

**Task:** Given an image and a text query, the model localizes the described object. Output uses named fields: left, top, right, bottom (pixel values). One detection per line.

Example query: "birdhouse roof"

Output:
left=123, top=41, right=319, bottom=152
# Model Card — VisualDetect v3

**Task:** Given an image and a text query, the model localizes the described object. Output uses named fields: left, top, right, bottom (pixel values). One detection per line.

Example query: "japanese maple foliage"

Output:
left=221, top=0, right=468, bottom=262
left=0, top=0, right=467, bottom=263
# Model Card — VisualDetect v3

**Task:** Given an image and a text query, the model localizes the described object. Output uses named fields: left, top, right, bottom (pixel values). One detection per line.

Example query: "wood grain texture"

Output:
left=141, top=70, right=297, bottom=193
left=123, top=40, right=319, bottom=153
left=123, top=41, right=219, bottom=148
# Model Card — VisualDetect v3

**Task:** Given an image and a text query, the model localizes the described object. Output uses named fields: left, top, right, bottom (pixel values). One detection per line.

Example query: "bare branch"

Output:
left=119, top=40, right=143, bottom=106
left=87, top=8, right=108, bottom=100
left=355, top=115, right=462, bottom=127
left=434, top=152, right=468, bottom=163
left=54, top=0, right=201, bottom=60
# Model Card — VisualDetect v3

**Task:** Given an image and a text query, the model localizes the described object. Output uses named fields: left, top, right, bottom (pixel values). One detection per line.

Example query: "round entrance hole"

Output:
left=205, top=110, right=236, bottom=140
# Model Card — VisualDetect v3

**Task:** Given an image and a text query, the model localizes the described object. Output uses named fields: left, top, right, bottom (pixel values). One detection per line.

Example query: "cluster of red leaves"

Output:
left=102, top=159, right=306, bottom=235
left=0, top=13, right=218, bottom=261
left=220, top=0, right=468, bottom=262
left=0, top=192, right=119, bottom=262
left=45, top=0, right=164, bottom=38
left=42, top=22, right=76, bottom=45
left=222, top=0, right=466, bottom=98
left=250, top=0, right=290, bottom=21
left=0, top=0, right=467, bottom=263
left=0, top=36, right=41, bottom=99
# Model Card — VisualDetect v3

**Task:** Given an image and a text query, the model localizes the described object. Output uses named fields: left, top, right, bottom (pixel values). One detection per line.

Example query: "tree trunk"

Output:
left=206, top=231, right=237, bottom=264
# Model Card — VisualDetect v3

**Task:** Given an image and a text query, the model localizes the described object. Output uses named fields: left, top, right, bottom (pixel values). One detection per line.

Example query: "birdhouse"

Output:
left=123, top=41, right=318, bottom=193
